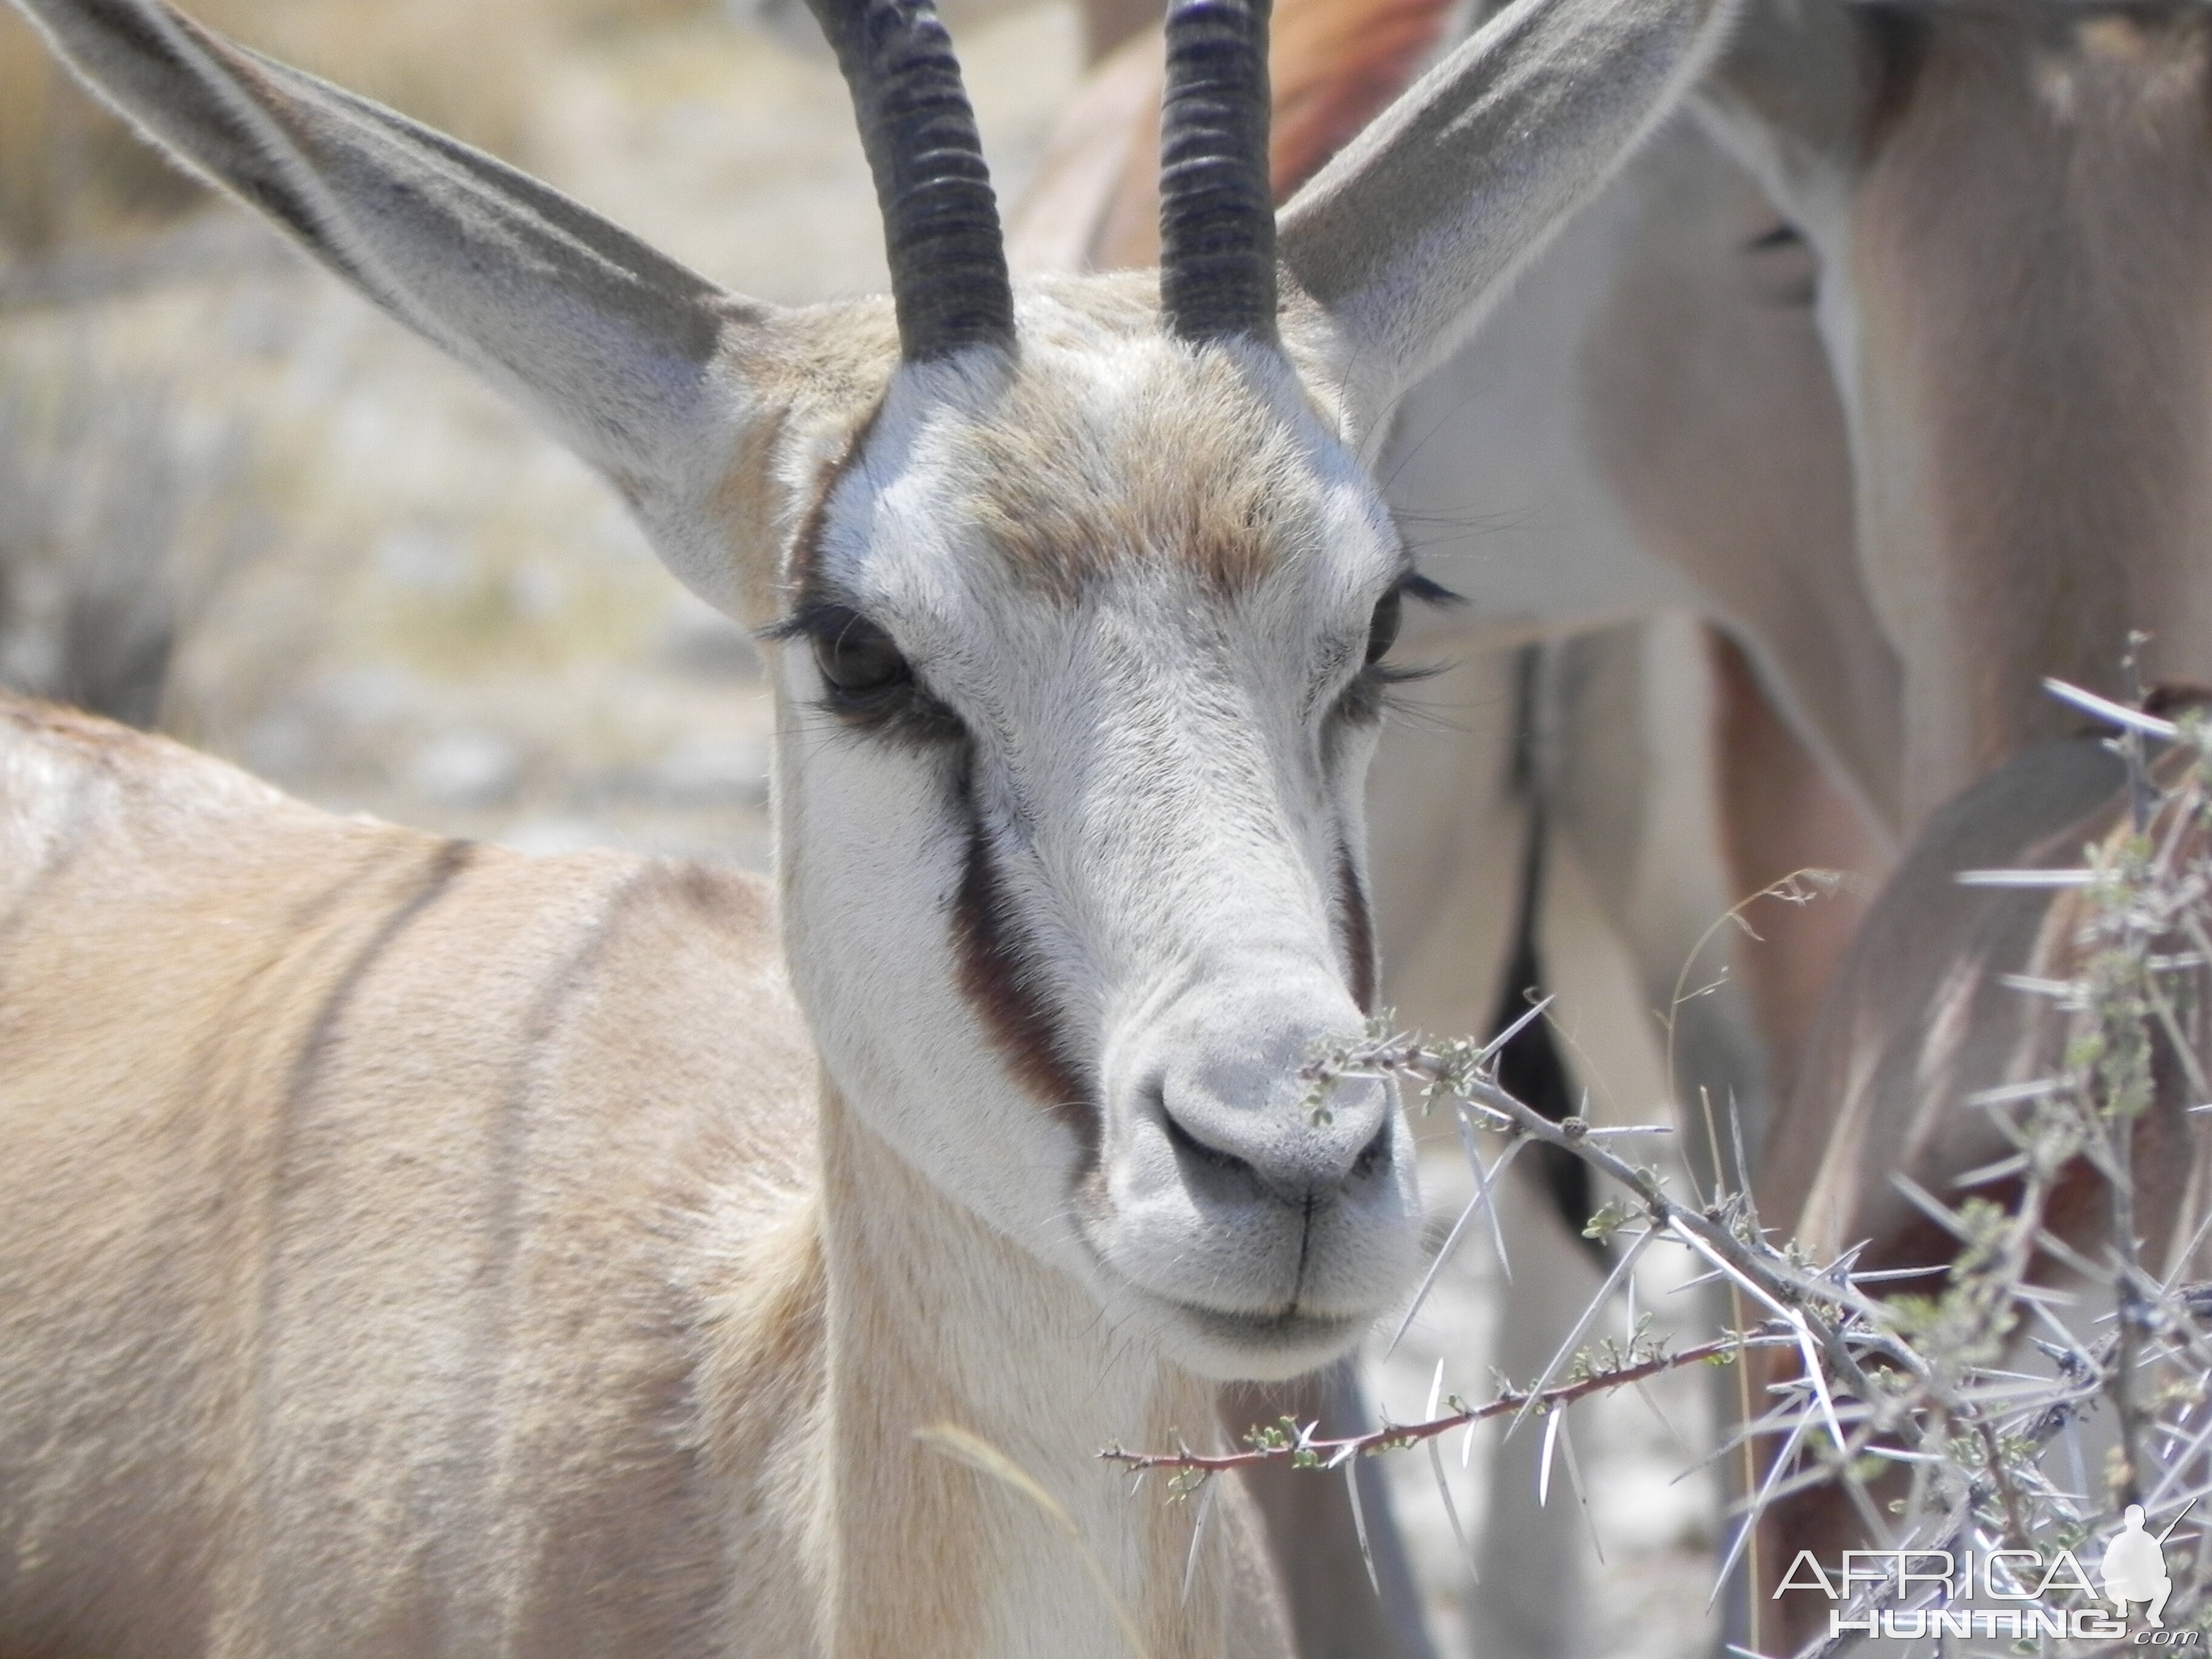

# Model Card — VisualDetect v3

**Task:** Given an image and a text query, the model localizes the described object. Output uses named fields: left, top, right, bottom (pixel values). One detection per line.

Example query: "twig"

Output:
left=1101, top=1334, right=1763, bottom=1475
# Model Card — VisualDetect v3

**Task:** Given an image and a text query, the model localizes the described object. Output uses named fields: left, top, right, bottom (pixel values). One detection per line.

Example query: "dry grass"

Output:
left=0, top=319, right=253, bottom=726
left=0, top=0, right=722, bottom=258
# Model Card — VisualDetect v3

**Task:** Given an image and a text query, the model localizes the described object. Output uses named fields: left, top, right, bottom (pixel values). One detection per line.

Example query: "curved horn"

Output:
left=1159, top=0, right=1278, bottom=343
left=807, top=0, right=1014, bottom=360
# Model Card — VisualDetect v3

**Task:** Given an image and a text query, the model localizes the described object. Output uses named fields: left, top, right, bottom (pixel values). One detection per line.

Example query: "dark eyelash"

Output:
left=1338, top=660, right=1444, bottom=726
left=1399, top=571, right=1462, bottom=609
left=771, top=569, right=1457, bottom=741
left=856, top=685, right=967, bottom=745
left=1367, top=660, right=1444, bottom=688
left=759, top=600, right=858, bottom=644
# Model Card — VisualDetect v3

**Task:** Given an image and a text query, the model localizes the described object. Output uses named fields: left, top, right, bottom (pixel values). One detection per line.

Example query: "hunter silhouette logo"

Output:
left=2103, top=1506, right=2173, bottom=1628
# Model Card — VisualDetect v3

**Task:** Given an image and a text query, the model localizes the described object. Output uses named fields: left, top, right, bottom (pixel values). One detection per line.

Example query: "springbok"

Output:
left=1392, top=0, right=2212, bottom=1101
left=1687, top=9, right=2212, bottom=1635
left=0, top=0, right=1742, bottom=1652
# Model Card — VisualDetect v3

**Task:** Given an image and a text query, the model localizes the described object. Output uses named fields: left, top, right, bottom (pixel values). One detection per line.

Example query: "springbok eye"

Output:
left=768, top=600, right=962, bottom=744
left=1333, top=572, right=1456, bottom=728
left=1364, top=587, right=1404, bottom=666
left=811, top=608, right=910, bottom=697
left=1744, top=220, right=1817, bottom=309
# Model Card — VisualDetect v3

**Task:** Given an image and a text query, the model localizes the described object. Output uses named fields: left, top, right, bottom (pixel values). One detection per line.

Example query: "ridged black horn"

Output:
left=1159, top=0, right=1277, bottom=343
left=806, top=0, right=1014, bottom=360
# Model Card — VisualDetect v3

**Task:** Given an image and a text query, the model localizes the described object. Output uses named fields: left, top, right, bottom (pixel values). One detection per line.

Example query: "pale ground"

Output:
left=0, top=7, right=1723, bottom=1652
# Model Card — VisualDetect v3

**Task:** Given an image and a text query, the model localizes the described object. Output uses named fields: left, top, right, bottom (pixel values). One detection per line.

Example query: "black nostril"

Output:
left=1160, top=1103, right=1257, bottom=1181
left=1350, top=1117, right=1390, bottom=1183
left=1156, top=1090, right=1389, bottom=1206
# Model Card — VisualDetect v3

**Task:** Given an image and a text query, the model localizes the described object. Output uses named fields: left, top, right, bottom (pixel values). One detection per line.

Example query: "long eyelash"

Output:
left=760, top=600, right=860, bottom=644
left=1400, top=571, right=1462, bottom=609
left=1336, top=660, right=1445, bottom=728
left=1366, top=684, right=1429, bottom=723
left=1330, top=572, right=1455, bottom=728
left=1367, top=660, right=1443, bottom=688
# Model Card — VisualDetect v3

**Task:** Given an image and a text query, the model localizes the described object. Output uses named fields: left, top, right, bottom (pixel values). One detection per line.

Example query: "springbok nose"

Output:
left=1154, top=1061, right=1396, bottom=1207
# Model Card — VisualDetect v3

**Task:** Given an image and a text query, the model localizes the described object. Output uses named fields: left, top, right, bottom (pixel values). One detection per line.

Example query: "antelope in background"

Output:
left=1020, top=0, right=2212, bottom=1651
left=1703, top=7, right=2212, bottom=1643
left=0, top=0, right=1742, bottom=1653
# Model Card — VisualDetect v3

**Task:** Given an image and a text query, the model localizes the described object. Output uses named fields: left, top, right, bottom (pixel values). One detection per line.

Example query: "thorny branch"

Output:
left=1099, top=1332, right=1772, bottom=1476
left=1105, top=679, right=2212, bottom=1657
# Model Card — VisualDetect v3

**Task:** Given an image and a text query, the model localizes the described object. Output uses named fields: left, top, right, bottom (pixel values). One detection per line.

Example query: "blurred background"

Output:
left=0, top=6, right=1719, bottom=1654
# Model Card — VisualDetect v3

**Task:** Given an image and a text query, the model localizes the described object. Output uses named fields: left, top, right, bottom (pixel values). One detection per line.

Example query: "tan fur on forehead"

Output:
left=708, top=280, right=1357, bottom=618
left=958, top=325, right=1340, bottom=600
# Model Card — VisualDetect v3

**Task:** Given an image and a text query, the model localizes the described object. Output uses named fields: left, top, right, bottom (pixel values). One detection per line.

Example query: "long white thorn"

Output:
left=1387, top=1185, right=1492, bottom=1357
left=1345, top=1459, right=1379, bottom=1597
left=1508, top=1228, right=1655, bottom=1439
left=1180, top=1475, right=1217, bottom=1607
left=2043, top=675, right=2180, bottom=738
left=1457, top=1105, right=1523, bottom=1284
left=1427, top=1438, right=1478, bottom=1576
left=1538, top=1407, right=1563, bottom=1507
left=1955, top=868, right=2094, bottom=889
left=1558, top=1412, right=1603, bottom=1563
left=1476, top=993, right=1555, bottom=1063
left=1709, top=1413, right=1809, bottom=1609
left=1667, top=1220, right=1849, bottom=1463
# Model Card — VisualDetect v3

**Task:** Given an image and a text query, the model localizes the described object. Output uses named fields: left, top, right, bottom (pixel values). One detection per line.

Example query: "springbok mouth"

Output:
left=1171, top=1299, right=1371, bottom=1357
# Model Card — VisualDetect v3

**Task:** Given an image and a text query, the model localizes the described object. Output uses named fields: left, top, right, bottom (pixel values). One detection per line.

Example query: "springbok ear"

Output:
left=1277, top=0, right=1740, bottom=434
left=5, top=0, right=879, bottom=622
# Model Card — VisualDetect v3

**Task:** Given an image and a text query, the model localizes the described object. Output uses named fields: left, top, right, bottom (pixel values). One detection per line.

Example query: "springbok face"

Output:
left=1697, top=2, right=2212, bottom=817
left=778, top=290, right=1421, bottom=1378
left=722, top=0, right=1444, bottom=1381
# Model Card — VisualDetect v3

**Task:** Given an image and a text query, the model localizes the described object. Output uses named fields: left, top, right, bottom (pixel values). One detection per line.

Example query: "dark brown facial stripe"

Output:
left=1332, top=845, right=1376, bottom=1013
left=781, top=398, right=884, bottom=603
left=950, top=777, right=1098, bottom=1155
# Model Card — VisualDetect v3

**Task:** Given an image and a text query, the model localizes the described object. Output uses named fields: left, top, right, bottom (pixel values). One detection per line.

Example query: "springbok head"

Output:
left=1694, top=1, right=2212, bottom=820
left=11, top=0, right=1734, bottom=1379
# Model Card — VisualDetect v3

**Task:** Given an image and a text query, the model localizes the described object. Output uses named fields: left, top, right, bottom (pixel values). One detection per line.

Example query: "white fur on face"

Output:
left=775, top=293, right=1422, bottom=1381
